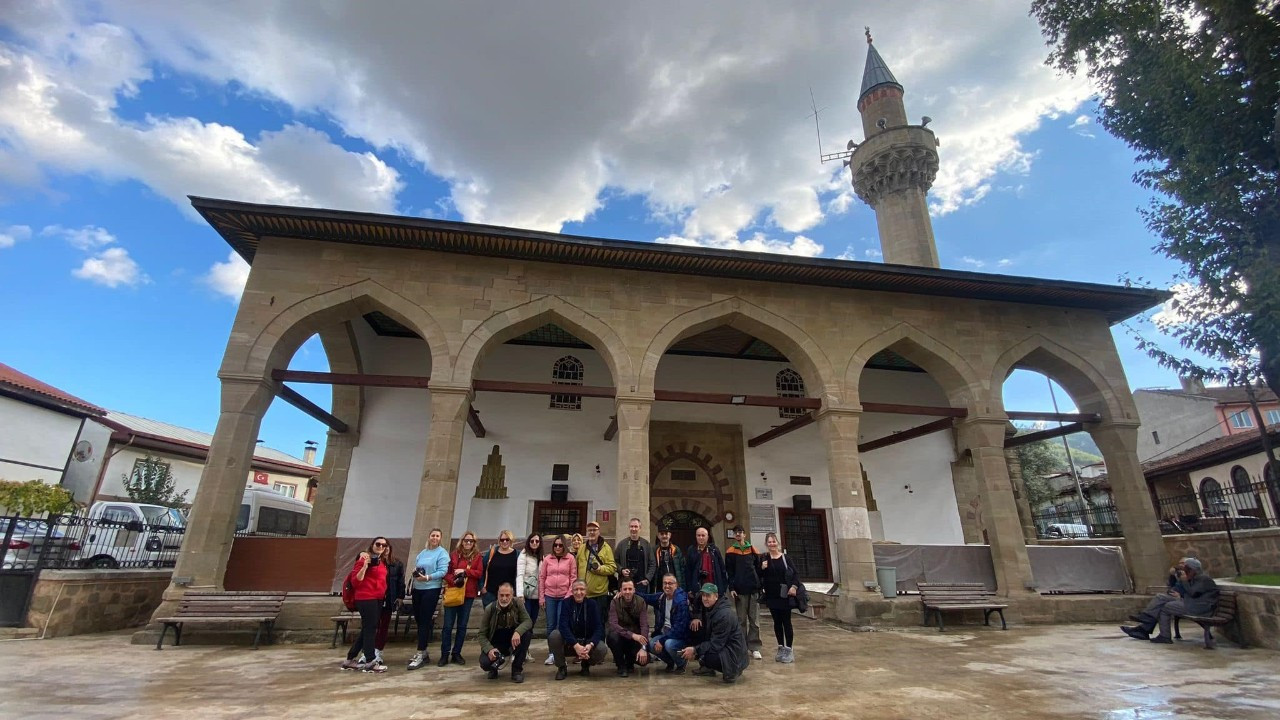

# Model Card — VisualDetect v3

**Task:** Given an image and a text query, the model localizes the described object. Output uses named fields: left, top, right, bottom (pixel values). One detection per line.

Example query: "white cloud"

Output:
left=1152, top=282, right=1242, bottom=330
left=0, top=224, right=31, bottom=248
left=960, top=256, right=986, bottom=269
left=657, top=232, right=823, bottom=257
left=72, top=246, right=145, bottom=287
left=996, top=258, right=1013, bottom=268
left=42, top=224, right=116, bottom=249
left=1, top=1, right=1095, bottom=245
left=835, top=246, right=858, bottom=261
left=864, top=248, right=882, bottom=259
left=204, top=250, right=251, bottom=300
left=1069, top=114, right=1095, bottom=138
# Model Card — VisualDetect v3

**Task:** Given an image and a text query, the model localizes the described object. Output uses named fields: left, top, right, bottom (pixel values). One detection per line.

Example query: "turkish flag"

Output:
left=253, top=471, right=269, bottom=485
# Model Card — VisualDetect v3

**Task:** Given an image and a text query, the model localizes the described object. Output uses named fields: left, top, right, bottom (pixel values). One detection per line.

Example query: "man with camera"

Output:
left=614, top=517, right=654, bottom=594
left=577, top=520, right=617, bottom=621
left=478, top=582, right=534, bottom=683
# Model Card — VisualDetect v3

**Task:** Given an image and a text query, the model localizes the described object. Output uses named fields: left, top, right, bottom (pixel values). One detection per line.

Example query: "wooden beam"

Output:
left=603, top=416, right=618, bottom=441
left=467, top=405, right=486, bottom=438
left=747, top=412, right=816, bottom=448
left=277, top=384, right=349, bottom=433
left=272, top=369, right=431, bottom=388
left=472, top=379, right=617, bottom=398
left=858, top=417, right=954, bottom=454
left=861, top=402, right=968, bottom=418
left=1006, top=411, right=1100, bottom=423
left=653, top=390, right=821, bottom=409
left=1004, top=422, right=1085, bottom=448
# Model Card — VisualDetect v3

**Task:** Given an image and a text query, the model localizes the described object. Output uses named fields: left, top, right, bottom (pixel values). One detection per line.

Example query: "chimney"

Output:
left=303, top=440, right=318, bottom=466
left=1178, top=376, right=1206, bottom=395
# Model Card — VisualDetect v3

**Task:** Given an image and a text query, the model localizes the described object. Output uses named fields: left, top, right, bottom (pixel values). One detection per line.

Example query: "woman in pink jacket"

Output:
left=538, top=533, right=578, bottom=666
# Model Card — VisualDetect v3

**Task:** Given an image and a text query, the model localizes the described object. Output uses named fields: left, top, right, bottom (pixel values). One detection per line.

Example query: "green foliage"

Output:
left=1014, top=441, right=1059, bottom=509
left=0, top=479, right=77, bottom=516
left=1234, top=574, right=1280, bottom=586
left=1031, top=0, right=1280, bottom=395
left=123, top=456, right=189, bottom=508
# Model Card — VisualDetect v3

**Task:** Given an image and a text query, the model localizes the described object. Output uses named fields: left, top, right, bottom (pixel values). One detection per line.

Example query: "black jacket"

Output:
left=383, top=560, right=407, bottom=610
left=725, top=544, right=761, bottom=593
left=695, top=595, right=750, bottom=677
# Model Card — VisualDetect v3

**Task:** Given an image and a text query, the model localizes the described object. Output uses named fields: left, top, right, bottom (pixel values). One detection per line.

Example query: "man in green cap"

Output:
left=680, top=583, right=749, bottom=683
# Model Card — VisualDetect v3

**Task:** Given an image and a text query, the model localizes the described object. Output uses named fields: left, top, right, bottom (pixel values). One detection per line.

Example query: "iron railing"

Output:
left=1, top=513, right=185, bottom=571
left=1031, top=503, right=1122, bottom=539
left=1154, top=480, right=1280, bottom=534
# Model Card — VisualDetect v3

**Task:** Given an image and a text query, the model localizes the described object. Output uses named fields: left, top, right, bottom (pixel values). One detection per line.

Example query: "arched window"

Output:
left=550, top=355, right=584, bottom=410
left=1230, top=465, right=1252, bottom=493
left=1199, top=477, right=1223, bottom=511
left=776, top=368, right=807, bottom=419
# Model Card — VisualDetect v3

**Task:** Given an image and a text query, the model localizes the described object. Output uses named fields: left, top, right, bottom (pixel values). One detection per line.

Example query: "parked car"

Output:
left=1043, top=523, right=1091, bottom=539
left=65, top=502, right=187, bottom=569
left=1, top=518, right=80, bottom=569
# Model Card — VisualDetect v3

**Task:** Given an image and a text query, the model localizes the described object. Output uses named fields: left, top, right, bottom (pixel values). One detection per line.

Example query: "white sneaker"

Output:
left=781, top=647, right=795, bottom=664
left=373, top=650, right=384, bottom=665
left=407, top=652, right=425, bottom=670
left=752, top=650, right=762, bottom=660
left=544, top=654, right=556, bottom=666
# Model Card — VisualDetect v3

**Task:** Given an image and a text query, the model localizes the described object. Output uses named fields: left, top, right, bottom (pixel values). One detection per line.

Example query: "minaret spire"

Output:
left=846, top=31, right=941, bottom=268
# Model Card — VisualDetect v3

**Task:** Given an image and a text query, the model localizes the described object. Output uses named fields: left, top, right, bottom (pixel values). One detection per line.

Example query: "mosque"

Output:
left=161, top=34, right=1170, bottom=620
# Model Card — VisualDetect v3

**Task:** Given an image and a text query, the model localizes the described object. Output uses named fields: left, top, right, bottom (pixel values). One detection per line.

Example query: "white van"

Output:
left=237, top=485, right=312, bottom=536
left=71, top=501, right=187, bottom=569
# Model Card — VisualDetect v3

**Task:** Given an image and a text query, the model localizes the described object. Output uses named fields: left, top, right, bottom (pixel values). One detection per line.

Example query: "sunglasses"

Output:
left=500, top=538, right=511, bottom=542
left=463, top=539, right=475, bottom=543
left=552, top=543, right=564, bottom=548
left=372, top=542, right=386, bottom=548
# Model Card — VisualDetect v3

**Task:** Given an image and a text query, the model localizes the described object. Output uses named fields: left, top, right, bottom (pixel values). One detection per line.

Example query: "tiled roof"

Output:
left=1198, top=384, right=1278, bottom=404
left=0, top=362, right=105, bottom=416
left=101, top=410, right=320, bottom=474
left=1143, top=424, right=1280, bottom=477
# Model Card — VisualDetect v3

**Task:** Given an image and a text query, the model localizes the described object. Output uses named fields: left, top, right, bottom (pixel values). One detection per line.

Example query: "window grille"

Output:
left=776, top=368, right=807, bottom=419
left=550, top=355, right=584, bottom=410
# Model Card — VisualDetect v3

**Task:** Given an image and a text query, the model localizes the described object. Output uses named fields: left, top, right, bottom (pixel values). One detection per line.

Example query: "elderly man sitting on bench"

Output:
left=1121, top=557, right=1219, bottom=644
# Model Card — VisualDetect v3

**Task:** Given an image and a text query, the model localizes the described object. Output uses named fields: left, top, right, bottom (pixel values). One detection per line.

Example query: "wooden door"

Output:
left=777, top=508, right=832, bottom=582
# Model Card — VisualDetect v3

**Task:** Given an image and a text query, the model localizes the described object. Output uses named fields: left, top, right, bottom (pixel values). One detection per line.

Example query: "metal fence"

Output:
left=1031, top=503, right=1122, bottom=539
left=1154, top=480, right=1280, bottom=534
left=1, top=512, right=186, bottom=572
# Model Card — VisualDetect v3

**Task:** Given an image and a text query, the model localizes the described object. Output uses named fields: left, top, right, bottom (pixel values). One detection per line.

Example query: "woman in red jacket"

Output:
left=341, top=537, right=390, bottom=672
left=438, top=530, right=483, bottom=667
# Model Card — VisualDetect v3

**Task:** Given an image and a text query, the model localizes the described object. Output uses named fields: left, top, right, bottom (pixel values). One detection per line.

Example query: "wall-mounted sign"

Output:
left=749, top=504, right=777, bottom=533
left=754, top=487, right=773, bottom=501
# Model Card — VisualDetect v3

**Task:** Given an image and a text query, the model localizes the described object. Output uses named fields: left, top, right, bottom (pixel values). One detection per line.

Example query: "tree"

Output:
left=0, top=479, right=76, bottom=516
left=123, top=456, right=189, bottom=508
left=1031, top=0, right=1280, bottom=396
left=1014, top=440, right=1060, bottom=509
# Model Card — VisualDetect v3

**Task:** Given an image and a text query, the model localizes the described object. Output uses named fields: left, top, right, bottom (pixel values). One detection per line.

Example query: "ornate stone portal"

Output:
left=474, top=444, right=508, bottom=499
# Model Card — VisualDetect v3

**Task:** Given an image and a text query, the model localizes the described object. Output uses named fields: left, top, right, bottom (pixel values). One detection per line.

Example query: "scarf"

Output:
left=699, top=546, right=712, bottom=580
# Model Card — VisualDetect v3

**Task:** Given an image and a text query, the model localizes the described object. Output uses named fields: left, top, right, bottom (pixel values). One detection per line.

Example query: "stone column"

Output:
left=1003, top=442, right=1039, bottom=543
left=409, top=384, right=471, bottom=553
left=954, top=417, right=1036, bottom=595
left=949, top=459, right=985, bottom=544
left=306, top=429, right=359, bottom=538
left=1090, top=422, right=1169, bottom=589
left=817, top=406, right=878, bottom=594
left=162, top=376, right=274, bottom=598
left=615, top=395, right=654, bottom=536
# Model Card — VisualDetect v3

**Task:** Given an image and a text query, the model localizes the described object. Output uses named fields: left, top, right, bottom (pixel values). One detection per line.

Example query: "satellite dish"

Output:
left=72, top=440, right=94, bottom=463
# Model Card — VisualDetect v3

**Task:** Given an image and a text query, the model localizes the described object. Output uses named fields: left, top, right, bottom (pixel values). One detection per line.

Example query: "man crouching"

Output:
left=479, top=582, right=533, bottom=683
left=681, top=583, right=750, bottom=683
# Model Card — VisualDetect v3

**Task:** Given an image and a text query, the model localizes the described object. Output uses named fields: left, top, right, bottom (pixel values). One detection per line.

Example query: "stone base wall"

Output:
left=27, top=570, right=171, bottom=638
left=1162, top=528, right=1280, bottom=576
left=833, top=591, right=1149, bottom=628
left=1218, top=581, right=1280, bottom=650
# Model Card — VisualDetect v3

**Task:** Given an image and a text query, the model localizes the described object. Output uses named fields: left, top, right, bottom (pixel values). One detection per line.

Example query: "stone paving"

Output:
left=3, top=621, right=1278, bottom=719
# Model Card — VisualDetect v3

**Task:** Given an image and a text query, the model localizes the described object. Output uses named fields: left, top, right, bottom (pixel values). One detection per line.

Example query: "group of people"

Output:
left=339, top=518, right=805, bottom=684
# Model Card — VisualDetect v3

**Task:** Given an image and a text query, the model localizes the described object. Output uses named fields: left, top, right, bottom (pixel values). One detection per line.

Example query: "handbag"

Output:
left=779, top=554, right=810, bottom=613
left=442, top=583, right=466, bottom=608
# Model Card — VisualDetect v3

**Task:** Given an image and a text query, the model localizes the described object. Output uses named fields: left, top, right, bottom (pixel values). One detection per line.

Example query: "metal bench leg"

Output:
left=155, top=623, right=169, bottom=650
left=983, top=610, right=991, bottom=627
left=1202, top=625, right=1215, bottom=650
left=996, top=609, right=1007, bottom=630
left=252, top=622, right=264, bottom=650
left=331, top=620, right=344, bottom=649
left=266, top=620, right=276, bottom=646
left=173, top=623, right=183, bottom=647
left=937, top=611, right=945, bottom=632
left=1173, top=617, right=1182, bottom=640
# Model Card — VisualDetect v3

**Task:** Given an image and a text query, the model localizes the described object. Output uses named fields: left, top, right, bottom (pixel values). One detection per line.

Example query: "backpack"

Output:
left=341, top=568, right=358, bottom=611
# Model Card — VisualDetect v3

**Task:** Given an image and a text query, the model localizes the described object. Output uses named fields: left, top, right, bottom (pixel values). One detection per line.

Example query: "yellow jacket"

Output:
left=576, top=540, right=617, bottom=598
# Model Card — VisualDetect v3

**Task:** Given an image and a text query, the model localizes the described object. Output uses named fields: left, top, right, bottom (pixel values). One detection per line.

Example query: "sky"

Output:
left=0, top=1, right=1207, bottom=461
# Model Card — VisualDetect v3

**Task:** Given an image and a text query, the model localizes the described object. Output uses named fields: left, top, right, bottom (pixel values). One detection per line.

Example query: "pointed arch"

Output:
left=452, top=295, right=633, bottom=386
left=989, top=334, right=1130, bottom=421
left=229, top=279, right=451, bottom=379
left=844, top=322, right=983, bottom=408
left=638, top=297, right=837, bottom=400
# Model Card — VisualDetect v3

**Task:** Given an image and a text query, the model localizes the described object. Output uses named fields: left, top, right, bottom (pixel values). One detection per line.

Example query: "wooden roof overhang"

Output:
left=191, top=197, right=1168, bottom=324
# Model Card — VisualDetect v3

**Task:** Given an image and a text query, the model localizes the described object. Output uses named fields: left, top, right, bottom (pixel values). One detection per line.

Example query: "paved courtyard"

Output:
left=2, top=621, right=1277, bottom=719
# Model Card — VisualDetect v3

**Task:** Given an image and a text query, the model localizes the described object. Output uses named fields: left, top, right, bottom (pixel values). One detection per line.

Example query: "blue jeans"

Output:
left=441, top=600, right=473, bottom=657
left=524, top=597, right=540, bottom=628
left=544, top=596, right=566, bottom=640
left=651, top=634, right=687, bottom=668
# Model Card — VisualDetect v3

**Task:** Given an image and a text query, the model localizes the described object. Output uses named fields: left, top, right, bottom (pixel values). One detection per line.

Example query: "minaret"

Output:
left=848, top=29, right=940, bottom=267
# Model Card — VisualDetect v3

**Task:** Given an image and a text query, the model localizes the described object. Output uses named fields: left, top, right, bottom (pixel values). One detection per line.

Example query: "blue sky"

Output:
left=0, top=2, right=1203, bottom=460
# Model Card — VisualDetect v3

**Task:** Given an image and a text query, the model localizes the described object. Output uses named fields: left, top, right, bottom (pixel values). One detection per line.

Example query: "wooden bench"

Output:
left=330, top=610, right=361, bottom=648
left=1173, top=590, right=1239, bottom=649
left=918, top=582, right=1009, bottom=632
left=155, top=591, right=287, bottom=650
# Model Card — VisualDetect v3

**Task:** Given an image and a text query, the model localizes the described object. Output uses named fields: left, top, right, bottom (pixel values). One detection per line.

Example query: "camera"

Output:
left=413, top=568, right=426, bottom=579
left=490, top=650, right=507, bottom=671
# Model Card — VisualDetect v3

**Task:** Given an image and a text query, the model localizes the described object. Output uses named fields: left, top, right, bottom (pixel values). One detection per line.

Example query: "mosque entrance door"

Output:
left=657, top=509, right=710, bottom=555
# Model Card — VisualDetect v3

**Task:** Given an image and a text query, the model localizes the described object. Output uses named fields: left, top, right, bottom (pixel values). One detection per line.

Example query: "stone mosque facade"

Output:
left=158, top=36, right=1170, bottom=621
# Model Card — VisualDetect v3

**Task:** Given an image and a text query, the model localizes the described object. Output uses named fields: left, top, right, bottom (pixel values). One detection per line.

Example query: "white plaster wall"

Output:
left=0, top=396, right=82, bottom=484
left=1133, top=390, right=1222, bottom=463
left=341, top=321, right=433, bottom=538
left=1187, top=451, right=1276, bottom=519
left=62, top=419, right=112, bottom=503
left=338, top=329, right=964, bottom=546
